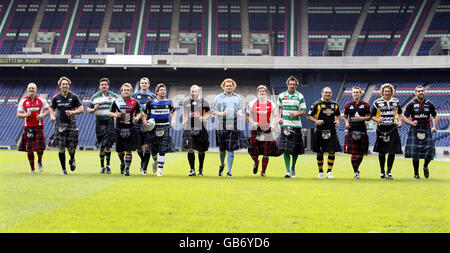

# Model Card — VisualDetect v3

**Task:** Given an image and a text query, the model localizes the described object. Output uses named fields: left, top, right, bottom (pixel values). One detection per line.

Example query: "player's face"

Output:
left=99, top=81, right=109, bottom=92
left=415, top=87, right=425, bottom=99
left=27, top=84, right=37, bottom=97
left=190, top=87, right=199, bottom=99
left=257, top=88, right=267, bottom=97
left=140, top=79, right=150, bottom=91
left=382, top=88, right=392, bottom=100
left=322, top=88, right=332, bottom=101
left=352, top=88, right=361, bottom=101
left=59, top=80, right=70, bottom=92
left=157, top=87, right=166, bottom=97
left=121, top=87, right=131, bottom=98
left=224, top=82, right=234, bottom=93
left=287, top=80, right=297, bottom=92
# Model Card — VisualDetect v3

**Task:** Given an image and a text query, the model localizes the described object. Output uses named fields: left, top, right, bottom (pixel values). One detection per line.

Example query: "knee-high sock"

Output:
left=387, top=153, right=395, bottom=173
left=261, top=156, right=269, bottom=174
left=413, top=159, right=420, bottom=175
left=188, top=152, right=195, bottom=171
left=105, top=151, right=111, bottom=166
left=59, top=150, right=66, bottom=170
left=137, top=149, right=144, bottom=161
left=143, top=149, right=151, bottom=170
left=99, top=152, right=105, bottom=168
left=351, top=155, right=362, bottom=173
left=219, top=152, right=226, bottom=167
left=327, top=152, right=335, bottom=172
left=251, top=155, right=259, bottom=168
left=68, top=150, right=75, bottom=161
left=378, top=153, right=386, bottom=173
left=27, top=152, right=35, bottom=170
left=283, top=153, right=291, bottom=172
left=124, top=153, right=132, bottom=169
left=198, top=153, right=205, bottom=170
left=291, top=154, right=298, bottom=170
left=317, top=153, right=324, bottom=172
left=36, top=150, right=43, bottom=164
left=227, top=152, right=234, bottom=173
left=423, top=158, right=431, bottom=169
left=118, top=152, right=125, bottom=165
left=158, top=155, right=166, bottom=169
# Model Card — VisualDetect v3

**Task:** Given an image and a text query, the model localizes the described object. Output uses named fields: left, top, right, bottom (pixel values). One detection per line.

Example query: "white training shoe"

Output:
left=38, top=163, right=43, bottom=173
left=327, top=172, right=334, bottom=179
left=290, top=168, right=296, bottom=178
left=318, top=172, right=324, bottom=179
left=30, top=169, right=35, bottom=174
left=152, top=161, right=158, bottom=173
left=157, top=167, right=163, bottom=177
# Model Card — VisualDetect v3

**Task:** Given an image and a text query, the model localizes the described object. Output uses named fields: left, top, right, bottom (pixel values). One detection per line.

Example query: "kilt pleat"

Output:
left=115, top=127, right=139, bottom=152
left=312, top=129, right=342, bottom=153
left=373, top=128, right=402, bottom=154
left=277, top=127, right=305, bottom=155
left=216, top=130, right=249, bottom=152
left=48, top=122, right=78, bottom=149
left=96, top=120, right=115, bottom=149
left=18, top=126, right=46, bottom=151
left=404, top=127, right=435, bottom=159
left=148, top=126, right=176, bottom=154
left=344, top=130, right=369, bottom=156
left=248, top=130, right=282, bottom=157
left=182, top=130, right=210, bottom=152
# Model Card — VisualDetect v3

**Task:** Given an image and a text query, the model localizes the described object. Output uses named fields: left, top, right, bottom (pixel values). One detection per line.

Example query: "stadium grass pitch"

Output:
left=1, top=150, right=448, bottom=233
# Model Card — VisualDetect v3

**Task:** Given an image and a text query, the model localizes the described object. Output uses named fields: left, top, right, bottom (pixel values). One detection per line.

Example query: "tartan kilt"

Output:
left=404, top=127, right=435, bottom=159
left=135, top=124, right=150, bottom=147
left=95, top=119, right=115, bottom=149
left=344, top=130, right=369, bottom=156
left=115, top=127, right=139, bottom=152
left=18, top=125, right=46, bottom=151
left=182, top=129, right=209, bottom=152
left=312, top=128, right=342, bottom=153
left=277, top=127, right=305, bottom=155
left=48, top=122, right=78, bottom=150
left=148, top=126, right=176, bottom=154
left=373, top=128, right=402, bottom=154
left=216, top=130, right=249, bottom=152
left=248, top=129, right=282, bottom=157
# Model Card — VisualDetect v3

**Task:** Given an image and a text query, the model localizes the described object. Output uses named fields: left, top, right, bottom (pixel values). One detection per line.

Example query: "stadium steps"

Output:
left=239, top=0, right=251, bottom=53
left=59, top=0, right=81, bottom=55
left=410, top=0, right=440, bottom=56
left=345, top=0, right=371, bottom=56
left=24, top=0, right=47, bottom=49
left=299, top=0, right=308, bottom=56
left=168, top=0, right=180, bottom=51
left=96, top=0, right=115, bottom=49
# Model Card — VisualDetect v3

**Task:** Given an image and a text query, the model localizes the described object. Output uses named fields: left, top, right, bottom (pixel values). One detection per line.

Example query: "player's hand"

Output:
left=36, top=114, right=43, bottom=120
left=345, top=122, right=350, bottom=129
left=93, top=104, right=100, bottom=111
left=65, top=110, right=73, bottom=117
left=397, top=121, right=402, bottom=128
left=222, top=110, right=229, bottom=116
left=171, top=120, right=176, bottom=128
left=278, top=118, right=283, bottom=125
left=335, top=119, right=340, bottom=128
left=25, top=111, right=32, bottom=117
left=50, top=116, right=56, bottom=123
left=316, top=120, right=324, bottom=126
left=411, top=120, right=418, bottom=127
left=375, top=117, right=383, bottom=124
left=431, top=127, right=437, bottom=133
left=133, top=116, right=139, bottom=124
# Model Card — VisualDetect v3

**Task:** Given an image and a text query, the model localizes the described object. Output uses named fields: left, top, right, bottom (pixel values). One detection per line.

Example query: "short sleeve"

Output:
left=429, top=102, right=437, bottom=117
left=308, top=102, right=318, bottom=117
left=17, top=99, right=25, bottom=112
left=51, top=96, right=57, bottom=110
left=334, top=103, right=340, bottom=116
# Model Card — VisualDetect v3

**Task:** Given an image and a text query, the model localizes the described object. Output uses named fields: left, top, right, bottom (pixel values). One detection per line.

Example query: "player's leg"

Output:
left=327, top=152, right=335, bottom=178
left=260, top=156, right=269, bottom=176
left=188, top=148, right=196, bottom=176
left=317, top=152, right=324, bottom=178
left=58, top=147, right=67, bottom=174
left=198, top=151, right=205, bottom=176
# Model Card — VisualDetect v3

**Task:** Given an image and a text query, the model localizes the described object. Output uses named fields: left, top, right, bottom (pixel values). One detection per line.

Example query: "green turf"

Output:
left=1, top=150, right=449, bottom=233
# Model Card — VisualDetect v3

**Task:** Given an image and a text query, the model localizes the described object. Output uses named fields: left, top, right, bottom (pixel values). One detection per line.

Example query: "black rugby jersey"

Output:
left=343, top=100, right=371, bottom=131
left=371, top=97, right=402, bottom=131
left=308, top=100, right=340, bottom=130
left=51, top=91, right=82, bottom=124
left=404, top=98, right=436, bottom=128
left=183, top=98, right=211, bottom=131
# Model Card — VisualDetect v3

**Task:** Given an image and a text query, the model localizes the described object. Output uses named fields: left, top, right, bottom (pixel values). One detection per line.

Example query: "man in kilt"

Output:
left=87, top=78, right=118, bottom=174
left=212, top=78, right=248, bottom=178
left=131, top=77, right=156, bottom=175
left=110, top=83, right=143, bottom=176
left=342, top=86, right=371, bottom=179
left=246, top=85, right=281, bottom=177
left=371, top=83, right=403, bottom=180
left=143, top=83, right=176, bottom=177
left=182, top=85, right=212, bottom=176
left=402, top=85, right=438, bottom=179
left=276, top=76, right=307, bottom=178
left=49, top=76, right=84, bottom=175
left=308, top=87, right=342, bottom=179
left=17, top=83, right=51, bottom=173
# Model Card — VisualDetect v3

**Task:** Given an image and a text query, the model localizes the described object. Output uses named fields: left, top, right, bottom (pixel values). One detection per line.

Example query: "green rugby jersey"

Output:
left=88, top=90, right=118, bottom=121
left=277, top=90, right=307, bottom=128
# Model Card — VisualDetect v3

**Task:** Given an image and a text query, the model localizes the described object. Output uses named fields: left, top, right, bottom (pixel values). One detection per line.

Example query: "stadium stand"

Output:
left=417, top=0, right=450, bottom=56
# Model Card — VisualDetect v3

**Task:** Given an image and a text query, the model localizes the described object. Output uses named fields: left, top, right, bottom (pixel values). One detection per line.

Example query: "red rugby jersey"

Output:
left=247, top=99, right=273, bottom=127
left=17, top=95, right=49, bottom=127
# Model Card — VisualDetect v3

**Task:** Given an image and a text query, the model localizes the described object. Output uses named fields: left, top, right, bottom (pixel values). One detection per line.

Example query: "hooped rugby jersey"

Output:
left=404, top=98, right=436, bottom=128
left=277, top=90, right=307, bottom=128
left=88, top=90, right=118, bottom=121
left=145, top=99, right=174, bottom=127
left=110, top=97, right=142, bottom=128
left=247, top=98, right=274, bottom=128
left=371, top=97, right=402, bottom=128
left=18, top=95, right=49, bottom=127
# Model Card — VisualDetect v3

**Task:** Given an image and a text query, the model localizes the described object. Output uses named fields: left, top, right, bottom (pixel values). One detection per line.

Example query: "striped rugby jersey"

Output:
left=371, top=97, right=403, bottom=127
left=88, top=90, right=118, bottom=121
left=145, top=99, right=174, bottom=126
left=277, top=90, right=307, bottom=128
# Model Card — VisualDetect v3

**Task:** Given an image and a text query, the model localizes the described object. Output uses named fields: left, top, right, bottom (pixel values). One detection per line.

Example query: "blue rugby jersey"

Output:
left=145, top=99, right=174, bottom=126
left=132, top=90, right=156, bottom=125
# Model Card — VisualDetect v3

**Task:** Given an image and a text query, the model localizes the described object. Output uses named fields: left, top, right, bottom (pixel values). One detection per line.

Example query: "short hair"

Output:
left=257, top=85, right=268, bottom=92
left=220, top=78, right=237, bottom=89
left=321, top=86, right=332, bottom=93
left=190, top=84, right=200, bottom=91
left=352, top=86, right=362, bottom=93
left=58, top=76, right=71, bottom=86
left=415, top=85, right=425, bottom=92
left=285, top=75, right=299, bottom=86
left=99, top=77, right=110, bottom=85
left=27, top=83, right=37, bottom=89
left=140, top=77, right=150, bottom=83
left=120, top=83, right=133, bottom=92
left=380, top=83, right=395, bottom=95
left=155, top=83, right=166, bottom=93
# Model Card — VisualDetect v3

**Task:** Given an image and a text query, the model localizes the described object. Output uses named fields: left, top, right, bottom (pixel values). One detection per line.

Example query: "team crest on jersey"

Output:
left=359, top=105, right=365, bottom=108
left=349, top=105, right=354, bottom=109
left=137, top=95, right=142, bottom=99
